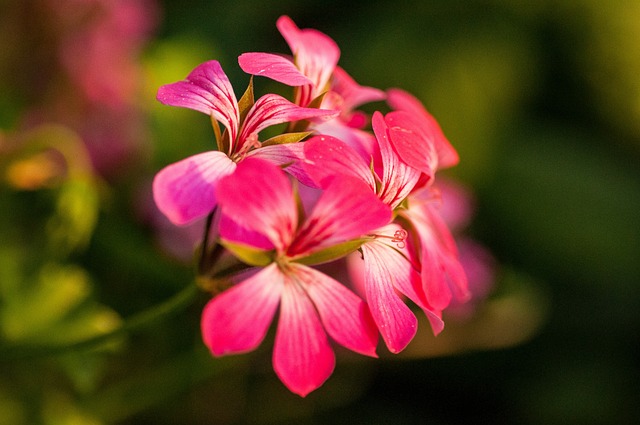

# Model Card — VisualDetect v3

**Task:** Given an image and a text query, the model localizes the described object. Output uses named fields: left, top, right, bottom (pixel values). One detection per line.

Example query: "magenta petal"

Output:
left=385, top=110, right=438, bottom=179
left=303, top=135, right=376, bottom=189
left=289, top=176, right=391, bottom=255
left=238, top=52, right=312, bottom=86
left=292, top=264, right=378, bottom=357
left=387, top=88, right=459, bottom=168
left=216, top=158, right=297, bottom=251
left=239, top=93, right=338, bottom=145
left=273, top=277, right=335, bottom=397
left=157, top=60, right=239, bottom=143
left=152, top=152, right=236, bottom=225
left=360, top=242, right=418, bottom=353
left=201, top=264, right=283, bottom=355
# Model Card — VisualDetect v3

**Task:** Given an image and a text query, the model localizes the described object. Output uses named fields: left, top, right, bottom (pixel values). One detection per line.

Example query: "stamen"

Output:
left=391, top=229, right=408, bottom=249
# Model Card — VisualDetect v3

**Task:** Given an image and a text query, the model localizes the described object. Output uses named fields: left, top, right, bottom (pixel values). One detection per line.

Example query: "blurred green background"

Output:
left=1, top=0, right=639, bottom=424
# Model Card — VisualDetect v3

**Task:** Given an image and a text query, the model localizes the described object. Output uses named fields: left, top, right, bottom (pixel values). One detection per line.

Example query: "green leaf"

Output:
left=293, top=238, right=370, bottom=266
left=262, top=131, right=313, bottom=147
left=220, top=240, right=274, bottom=266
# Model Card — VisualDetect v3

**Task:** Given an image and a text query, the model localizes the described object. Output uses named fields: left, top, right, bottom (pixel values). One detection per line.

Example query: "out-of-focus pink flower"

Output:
left=152, top=60, right=337, bottom=226
left=201, top=158, right=391, bottom=396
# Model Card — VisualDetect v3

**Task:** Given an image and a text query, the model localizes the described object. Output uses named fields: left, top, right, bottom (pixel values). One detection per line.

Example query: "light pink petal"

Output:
left=157, top=60, right=239, bottom=143
left=273, top=276, right=335, bottom=397
left=360, top=242, right=418, bottom=353
left=276, top=16, right=340, bottom=105
left=201, top=264, right=283, bottom=355
left=332, top=66, right=386, bottom=112
left=291, top=263, right=378, bottom=357
left=152, top=151, right=236, bottom=226
left=239, top=93, right=337, bottom=148
left=387, top=88, right=459, bottom=168
left=384, top=110, right=439, bottom=180
left=216, top=158, right=297, bottom=252
left=361, top=227, right=444, bottom=336
left=238, top=52, right=312, bottom=86
left=303, top=135, right=376, bottom=190
left=372, top=112, right=421, bottom=209
left=288, top=176, right=391, bottom=256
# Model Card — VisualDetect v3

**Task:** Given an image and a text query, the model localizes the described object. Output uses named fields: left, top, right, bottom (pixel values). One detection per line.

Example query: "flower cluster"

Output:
left=153, top=16, right=470, bottom=396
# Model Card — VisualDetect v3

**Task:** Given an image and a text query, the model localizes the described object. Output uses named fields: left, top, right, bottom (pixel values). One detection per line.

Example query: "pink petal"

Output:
left=303, top=135, right=376, bottom=190
left=387, top=88, right=459, bottom=168
left=238, top=93, right=337, bottom=149
left=157, top=60, right=239, bottom=144
left=247, top=143, right=314, bottom=186
left=372, top=112, right=421, bottom=209
left=201, top=264, right=283, bottom=355
left=332, top=66, right=386, bottom=112
left=152, top=152, right=236, bottom=225
left=288, top=176, right=391, bottom=256
left=238, top=52, right=312, bottom=86
left=384, top=110, right=439, bottom=180
left=291, top=263, right=378, bottom=357
left=360, top=242, right=418, bottom=353
left=216, top=158, right=297, bottom=252
left=276, top=16, right=340, bottom=105
left=273, top=276, right=335, bottom=397
left=218, top=213, right=274, bottom=250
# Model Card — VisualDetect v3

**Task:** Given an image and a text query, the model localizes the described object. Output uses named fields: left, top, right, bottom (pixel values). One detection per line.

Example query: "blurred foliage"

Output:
left=0, top=0, right=639, bottom=424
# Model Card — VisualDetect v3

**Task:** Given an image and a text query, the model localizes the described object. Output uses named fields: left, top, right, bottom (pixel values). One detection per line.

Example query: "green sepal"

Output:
left=221, top=240, right=274, bottom=266
left=293, top=237, right=371, bottom=266
left=237, top=77, right=255, bottom=123
left=262, top=131, right=313, bottom=147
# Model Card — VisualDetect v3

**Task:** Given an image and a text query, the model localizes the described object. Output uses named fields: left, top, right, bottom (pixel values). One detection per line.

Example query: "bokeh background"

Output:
left=1, top=1, right=639, bottom=424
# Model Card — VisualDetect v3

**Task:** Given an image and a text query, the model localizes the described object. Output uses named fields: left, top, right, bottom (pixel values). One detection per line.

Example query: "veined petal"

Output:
left=360, top=242, right=418, bottom=353
left=216, top=158, right=297, bottom=252
left=289, top=176, right=391, bottom=256
left=238, top=93, right=337, bottom=150
left=387, top=88, right=459, bottom=168
left=157, top=60, right=239, bottom=143
left=201, top=264, right=283, bottom=355
left=276, top=16, right=340, bottom=103
left=365, top=226, right=445, bottom=336
left=238, top=52, right=312, bottom=86
left=303, top=135, right=376, bottom=190
left=291, top=263, right=378, bottom=357
left=385, top=110, right=439, bottom=180
left=152, top=152, right=236, bottom=225
left=247, top=143, right=314, bottom=186
left=273, top=275, right=335, bottom=397
left=372, top=112, right=421, bottom=209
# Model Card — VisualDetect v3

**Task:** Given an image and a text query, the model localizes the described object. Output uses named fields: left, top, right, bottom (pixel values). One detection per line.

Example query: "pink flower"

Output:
left=201, top=158, right=391, bottom=396
left=239, top=15, right=340, bottom=107
left=152, top=60, right=337, bottom=225
left=303, top=112, right=444, bottom=352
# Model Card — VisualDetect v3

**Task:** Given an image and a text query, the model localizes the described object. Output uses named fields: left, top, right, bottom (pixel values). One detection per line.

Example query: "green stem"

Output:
left=0, top=283, right=200, bottom=362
